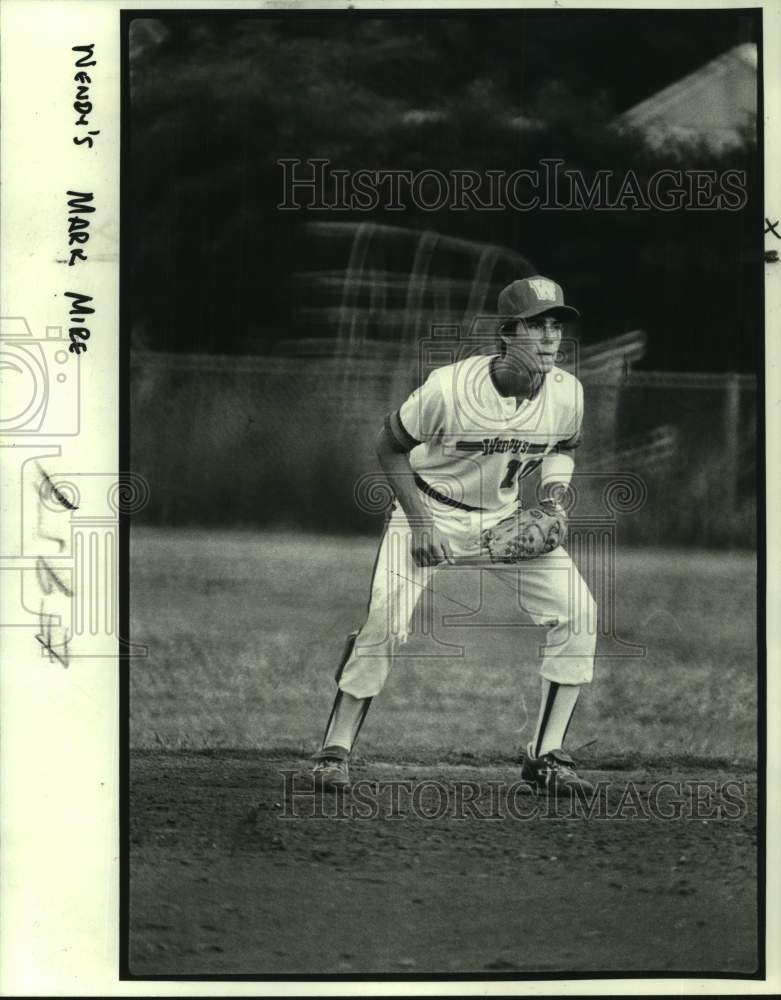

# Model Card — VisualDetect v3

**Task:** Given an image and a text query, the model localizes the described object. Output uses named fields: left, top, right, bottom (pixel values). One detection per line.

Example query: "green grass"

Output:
left=130, top=527, right=757, bottom=763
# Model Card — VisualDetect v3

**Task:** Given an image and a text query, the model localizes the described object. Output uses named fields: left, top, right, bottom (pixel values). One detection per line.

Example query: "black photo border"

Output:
left=118, top=4, right=766, bottom=984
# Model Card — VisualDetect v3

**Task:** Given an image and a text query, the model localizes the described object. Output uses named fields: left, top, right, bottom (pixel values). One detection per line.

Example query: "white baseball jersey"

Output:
left=387, top=355, right=583, bottom=512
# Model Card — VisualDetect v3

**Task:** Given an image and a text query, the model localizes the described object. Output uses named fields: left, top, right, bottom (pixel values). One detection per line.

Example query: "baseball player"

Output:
left=312, top=275, right=597, bottom=796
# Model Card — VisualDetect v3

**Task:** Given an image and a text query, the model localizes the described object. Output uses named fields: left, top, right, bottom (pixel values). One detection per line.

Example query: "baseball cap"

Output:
left=497, top=276, right=580, bottom=322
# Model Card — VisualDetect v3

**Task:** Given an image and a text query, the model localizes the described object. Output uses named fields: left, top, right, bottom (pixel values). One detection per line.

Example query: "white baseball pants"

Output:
left=338, top=500, right=598, bottom=699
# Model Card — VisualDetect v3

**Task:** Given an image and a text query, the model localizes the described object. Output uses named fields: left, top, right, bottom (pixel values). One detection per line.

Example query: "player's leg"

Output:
left=313, top=507, right=436, bottom=786
left=316, top=630, right=366, bottom=748
left=531, top=678, right=581, bottom=758
left=311, top=631, right=369, bottom=789
left=504, top=548, right=597, bottom=795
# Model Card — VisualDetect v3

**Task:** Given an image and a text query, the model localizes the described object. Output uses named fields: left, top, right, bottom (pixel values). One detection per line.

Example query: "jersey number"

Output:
left=500, top=458, right=542, bottom=489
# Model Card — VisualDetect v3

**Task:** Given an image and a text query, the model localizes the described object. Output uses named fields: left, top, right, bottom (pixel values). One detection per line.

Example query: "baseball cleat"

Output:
left=520, top=745, right=594, bottom=798
left=312, top=745, right=350, bottom=791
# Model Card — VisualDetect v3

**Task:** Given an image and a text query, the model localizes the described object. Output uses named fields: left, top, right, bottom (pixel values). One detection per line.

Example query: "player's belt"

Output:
left=414, top=475, right=485, bottom=512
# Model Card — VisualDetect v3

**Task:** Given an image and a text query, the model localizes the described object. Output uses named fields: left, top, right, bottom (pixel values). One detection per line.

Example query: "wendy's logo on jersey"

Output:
left=455, top=437, right=549, bottom=456
left=473, top=437, right=549, bottom=457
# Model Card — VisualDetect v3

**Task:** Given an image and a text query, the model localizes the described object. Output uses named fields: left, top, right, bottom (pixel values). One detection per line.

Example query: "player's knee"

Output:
left=545, top=602, right=597, bottom=656
left=339, top=677, right=383, bottom=699
left=338, top=646, right=393, bottom=699
left=551, top=588, right=596, bottom=633
left=540, top=661, right=594, bottom=685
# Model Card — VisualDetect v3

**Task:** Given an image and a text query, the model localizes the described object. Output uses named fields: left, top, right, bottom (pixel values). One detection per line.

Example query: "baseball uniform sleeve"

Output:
left=385, top=373, right=446, bottom=451
left=557, top=378, right=584, bottom=450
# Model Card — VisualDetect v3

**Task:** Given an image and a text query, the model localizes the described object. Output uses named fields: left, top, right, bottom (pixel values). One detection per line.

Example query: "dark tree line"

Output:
left=129, top=11, right=760, bottom=372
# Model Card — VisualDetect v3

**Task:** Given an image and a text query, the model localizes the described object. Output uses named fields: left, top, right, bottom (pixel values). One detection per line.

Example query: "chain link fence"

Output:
left=130, top=349, right=756, bottom=548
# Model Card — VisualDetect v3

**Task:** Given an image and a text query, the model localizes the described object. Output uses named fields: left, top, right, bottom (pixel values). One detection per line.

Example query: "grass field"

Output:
left=129, top=527, right=757, bottom=764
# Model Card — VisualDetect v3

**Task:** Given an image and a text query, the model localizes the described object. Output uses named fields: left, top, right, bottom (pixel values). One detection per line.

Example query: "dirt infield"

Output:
left=128, top=751, right=758, bottom=978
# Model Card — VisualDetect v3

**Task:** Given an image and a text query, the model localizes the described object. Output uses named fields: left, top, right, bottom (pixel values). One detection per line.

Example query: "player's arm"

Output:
left=376, top=416, right=428, bottom=522
left=539, top=434, right=579, bottom=504
left=540, top=383, right=583, bottom=504
left=375, top=409, right=453, bottom=568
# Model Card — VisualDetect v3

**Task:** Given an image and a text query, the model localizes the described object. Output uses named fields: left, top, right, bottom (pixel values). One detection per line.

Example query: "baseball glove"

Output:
left=480, top=499, right=567, bottom=562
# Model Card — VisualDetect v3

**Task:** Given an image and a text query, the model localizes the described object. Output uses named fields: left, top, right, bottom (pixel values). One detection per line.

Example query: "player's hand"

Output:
left=410, top=519, right=454, bottom=567
left=539, top=496, right=568, bottom=520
